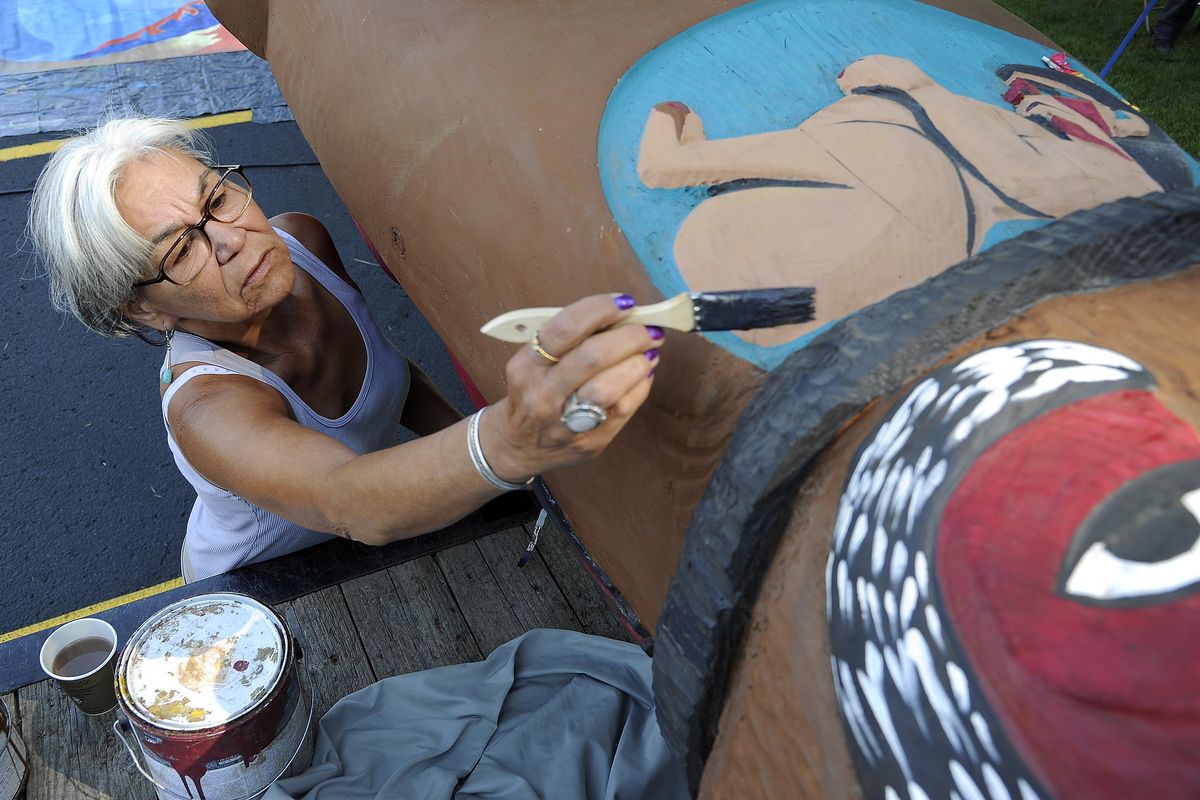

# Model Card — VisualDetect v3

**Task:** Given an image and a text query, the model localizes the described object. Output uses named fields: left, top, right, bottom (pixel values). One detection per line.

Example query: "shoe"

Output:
left=1154, top=41, right=1179, bottom=61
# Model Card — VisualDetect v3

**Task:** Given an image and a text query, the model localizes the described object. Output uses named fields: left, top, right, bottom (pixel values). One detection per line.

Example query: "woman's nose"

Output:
left=207, top=218, right=246, bottom=264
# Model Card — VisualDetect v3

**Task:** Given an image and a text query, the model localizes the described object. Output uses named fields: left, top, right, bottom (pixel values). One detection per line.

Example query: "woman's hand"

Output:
left=480, top=293, right=662, bottom=481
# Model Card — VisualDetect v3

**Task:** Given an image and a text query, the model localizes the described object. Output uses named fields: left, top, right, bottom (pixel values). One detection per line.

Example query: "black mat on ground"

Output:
left=0, top=50, right=290, bottom=137
left=1, top=119, right=472, bottom=634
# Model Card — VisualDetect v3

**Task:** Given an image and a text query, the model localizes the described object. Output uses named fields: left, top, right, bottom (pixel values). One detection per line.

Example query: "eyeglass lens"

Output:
left=161, top=170, right=252, bottom=284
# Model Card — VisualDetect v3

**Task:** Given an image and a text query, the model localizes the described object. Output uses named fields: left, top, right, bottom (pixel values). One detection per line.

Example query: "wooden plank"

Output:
left=434, top=537, right=532, bottom=655
left=533, top=523, right=634, bottom=643
left=1, top=692, right=29, bottom=800
left=472, top=526, right=586, bottom=635
left=341, top=558, right=483, bottom=678
left=18, top=680, right=154, bottom=800
left=281, top=587, right=377, bottom=724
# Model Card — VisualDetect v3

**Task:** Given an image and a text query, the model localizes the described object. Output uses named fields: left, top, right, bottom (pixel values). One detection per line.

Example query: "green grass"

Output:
left=993, top=0, right=1200, bottom=158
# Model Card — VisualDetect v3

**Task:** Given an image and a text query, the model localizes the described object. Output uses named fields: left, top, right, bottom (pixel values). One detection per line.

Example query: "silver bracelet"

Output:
left=468, top=408, right=535, bottom=492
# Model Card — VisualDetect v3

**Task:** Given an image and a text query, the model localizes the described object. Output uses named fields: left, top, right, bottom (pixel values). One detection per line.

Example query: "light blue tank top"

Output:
left=161, top=228, right=411, bottom=581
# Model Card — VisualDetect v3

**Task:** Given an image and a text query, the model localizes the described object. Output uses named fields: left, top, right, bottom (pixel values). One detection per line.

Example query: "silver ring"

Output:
left=561, top=393, right=608, bottom=433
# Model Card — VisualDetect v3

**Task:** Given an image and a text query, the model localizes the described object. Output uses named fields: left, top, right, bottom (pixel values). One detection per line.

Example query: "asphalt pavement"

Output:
left=0, top=119, right=470, bottom=633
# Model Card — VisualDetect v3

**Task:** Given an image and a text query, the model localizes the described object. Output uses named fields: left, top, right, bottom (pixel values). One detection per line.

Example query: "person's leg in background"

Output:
left=1154, top=0, right=1200, bottom=53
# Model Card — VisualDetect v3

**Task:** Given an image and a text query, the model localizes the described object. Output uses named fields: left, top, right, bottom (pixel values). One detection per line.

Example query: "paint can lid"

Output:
left=117, top=593, right=289, bottom=731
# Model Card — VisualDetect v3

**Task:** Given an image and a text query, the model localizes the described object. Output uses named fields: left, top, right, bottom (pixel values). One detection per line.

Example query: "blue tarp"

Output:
left=1, top=0, right=223, bottom=65
left=0, top=0, right=289, bottom=136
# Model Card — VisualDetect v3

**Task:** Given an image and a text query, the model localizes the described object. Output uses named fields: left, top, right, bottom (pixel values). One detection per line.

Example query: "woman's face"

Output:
left=117, top=151, right=293, bottom=335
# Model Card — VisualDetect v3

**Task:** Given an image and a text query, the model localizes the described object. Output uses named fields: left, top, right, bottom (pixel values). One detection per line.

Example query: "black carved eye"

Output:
left=1059, top=460, right=1200, bottom=608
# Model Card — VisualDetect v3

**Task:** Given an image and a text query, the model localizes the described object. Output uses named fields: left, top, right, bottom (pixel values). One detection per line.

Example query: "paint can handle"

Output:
left=112, top=670, right=317, bottom=800
left=113, top=717, right=194, bottom=800
left=284, top=607, right=308, bottom=662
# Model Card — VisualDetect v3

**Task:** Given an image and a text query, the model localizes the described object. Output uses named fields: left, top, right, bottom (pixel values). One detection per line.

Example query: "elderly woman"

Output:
left=29, top=117, right=662, bottom=582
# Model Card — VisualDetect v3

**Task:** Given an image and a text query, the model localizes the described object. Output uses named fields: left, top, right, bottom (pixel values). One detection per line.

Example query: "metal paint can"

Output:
left=114, top=593, right=312, bottom=800
left=0, top=694, right=29, bottom=800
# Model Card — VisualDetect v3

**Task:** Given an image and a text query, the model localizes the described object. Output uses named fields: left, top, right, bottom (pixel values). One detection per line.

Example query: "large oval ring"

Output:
left=560, top=393, right=608, bottom=433
left=531, top=333, right=561, bottom=365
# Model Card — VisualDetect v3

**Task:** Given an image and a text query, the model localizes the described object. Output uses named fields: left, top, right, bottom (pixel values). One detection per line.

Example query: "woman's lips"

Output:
left=243, top=251, right=270, bottom=288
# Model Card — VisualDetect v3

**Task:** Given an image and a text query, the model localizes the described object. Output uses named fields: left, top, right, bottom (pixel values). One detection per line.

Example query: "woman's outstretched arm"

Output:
left=167, top=294, right=661, bottom=545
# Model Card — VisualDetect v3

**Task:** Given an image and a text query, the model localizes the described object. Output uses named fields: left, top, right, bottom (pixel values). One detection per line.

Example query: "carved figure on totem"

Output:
left=665, top=205, right=1200, bottom=797
left=829, top=339, right=1200, bottom=799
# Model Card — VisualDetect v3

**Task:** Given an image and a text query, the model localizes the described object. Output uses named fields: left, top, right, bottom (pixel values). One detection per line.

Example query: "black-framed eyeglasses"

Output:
left=132, top=165, right=253, bottom=289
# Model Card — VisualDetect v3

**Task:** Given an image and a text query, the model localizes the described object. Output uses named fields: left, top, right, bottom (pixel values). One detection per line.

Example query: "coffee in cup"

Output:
left=38, top=618, right=118, bottom=715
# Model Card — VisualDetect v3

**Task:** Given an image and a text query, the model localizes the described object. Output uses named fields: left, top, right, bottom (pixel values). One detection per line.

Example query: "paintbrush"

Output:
left=480, top=287, right=816, bottom=342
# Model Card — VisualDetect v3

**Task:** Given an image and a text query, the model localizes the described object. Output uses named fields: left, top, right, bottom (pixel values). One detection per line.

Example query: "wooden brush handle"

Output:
left=480, top=293, right=695, bottom=342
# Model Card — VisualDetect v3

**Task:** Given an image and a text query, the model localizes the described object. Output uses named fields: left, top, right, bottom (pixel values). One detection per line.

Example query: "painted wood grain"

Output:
left=659, top=187, right=1200, bottom=793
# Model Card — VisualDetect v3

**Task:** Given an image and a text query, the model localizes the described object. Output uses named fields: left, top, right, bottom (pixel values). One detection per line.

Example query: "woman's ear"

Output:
left=123, top=295, right=178, bottom=332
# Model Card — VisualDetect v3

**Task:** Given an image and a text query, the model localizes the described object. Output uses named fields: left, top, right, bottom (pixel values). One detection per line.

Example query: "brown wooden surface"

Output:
left=14, top=521, right=631, bottom=800
left=698, top=267, right=1200, bottom=798
left=203, top=0, right=1062, bottom=631
left=206, top=0, right=1060, bottom=631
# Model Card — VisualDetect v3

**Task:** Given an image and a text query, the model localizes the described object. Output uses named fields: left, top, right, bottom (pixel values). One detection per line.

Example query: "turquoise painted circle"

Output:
left=597, top=0, right=1197, bottom=371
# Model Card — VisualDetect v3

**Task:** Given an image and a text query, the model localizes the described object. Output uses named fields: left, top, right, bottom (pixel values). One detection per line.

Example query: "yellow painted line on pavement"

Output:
left=0, top=576, right=184, bottom=644
left=182, top=109, right=254, bottom=130
left=0, top=109, right=254, bottom=162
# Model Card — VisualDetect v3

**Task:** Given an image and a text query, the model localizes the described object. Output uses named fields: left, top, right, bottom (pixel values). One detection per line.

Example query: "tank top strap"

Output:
left=273, top=227, right=363, bottom=311
left=160, top=364, right=242, bottom=429
left=168, top=330, right=277, bottom=380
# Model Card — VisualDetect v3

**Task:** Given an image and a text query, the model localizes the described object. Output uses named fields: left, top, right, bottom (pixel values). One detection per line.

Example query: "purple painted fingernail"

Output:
left=645, top=348, right=659, bottom=361
left=614, top=294, right=636, bottom=310
left=646, top=325, right=665, bottom=340
left=648, top=367, right=656, bottom=378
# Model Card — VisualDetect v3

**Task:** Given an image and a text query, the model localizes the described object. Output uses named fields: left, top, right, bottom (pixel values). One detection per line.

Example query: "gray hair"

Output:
left=28, top=117, right=213, bottom=338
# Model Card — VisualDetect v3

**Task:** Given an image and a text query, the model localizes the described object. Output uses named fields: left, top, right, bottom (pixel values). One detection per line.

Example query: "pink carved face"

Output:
left=827, top=340, right=1200, bottom=800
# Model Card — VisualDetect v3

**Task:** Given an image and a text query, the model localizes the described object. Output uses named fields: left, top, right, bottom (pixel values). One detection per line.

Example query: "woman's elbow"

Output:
left=321, top=507, right=403, bottom=547
left=321, top=506, right=433, bottom=547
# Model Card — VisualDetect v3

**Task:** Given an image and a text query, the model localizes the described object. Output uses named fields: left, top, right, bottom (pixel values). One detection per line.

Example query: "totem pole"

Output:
left=210, top=1, right=1200, bottom=796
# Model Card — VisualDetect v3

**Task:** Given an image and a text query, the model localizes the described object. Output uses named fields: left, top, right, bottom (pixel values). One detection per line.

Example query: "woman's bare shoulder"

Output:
left=160, top=363, right=287, bottom=411
left=269, top=212, right=360, bottom=290
left=163, top=365, right=295, bottom=450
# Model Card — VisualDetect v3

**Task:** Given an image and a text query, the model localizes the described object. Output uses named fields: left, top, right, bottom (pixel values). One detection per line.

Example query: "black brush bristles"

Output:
left=691, top=287, right=816, bottom=332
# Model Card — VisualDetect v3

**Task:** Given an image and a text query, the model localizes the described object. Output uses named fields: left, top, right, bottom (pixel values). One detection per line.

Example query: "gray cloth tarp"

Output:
left=266, top=629, right=689, bottom=800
